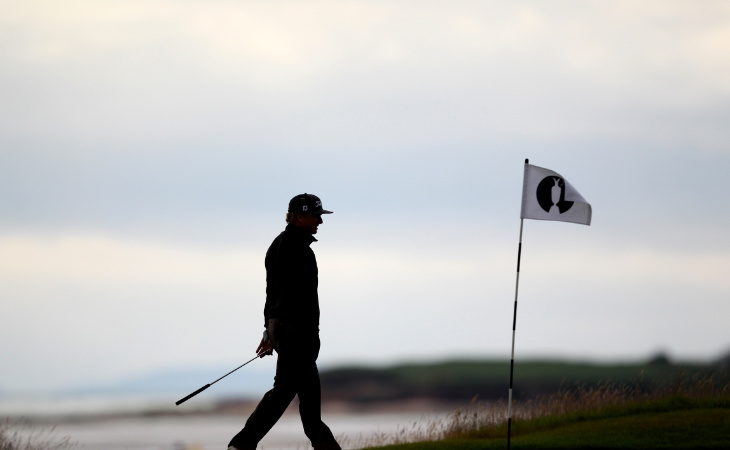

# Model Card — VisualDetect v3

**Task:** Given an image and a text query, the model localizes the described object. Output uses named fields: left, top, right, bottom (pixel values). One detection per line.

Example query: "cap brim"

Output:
left=313, top=210, right=333, bottom=215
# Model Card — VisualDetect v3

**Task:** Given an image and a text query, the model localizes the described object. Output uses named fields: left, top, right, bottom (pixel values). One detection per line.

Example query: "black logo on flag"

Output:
left=536, top=176, right=573, bottom=214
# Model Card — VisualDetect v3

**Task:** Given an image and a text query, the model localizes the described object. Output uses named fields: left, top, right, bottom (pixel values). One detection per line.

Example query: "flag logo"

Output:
left=536, top=176, right=573, bottom=214
left=521, top=163, right=592, bottom=225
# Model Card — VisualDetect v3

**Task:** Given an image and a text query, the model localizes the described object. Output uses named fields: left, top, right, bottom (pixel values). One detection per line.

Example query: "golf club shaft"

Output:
left=211, top=355, right=260, bottom=384
left=175, top=354, right=261, bottom=406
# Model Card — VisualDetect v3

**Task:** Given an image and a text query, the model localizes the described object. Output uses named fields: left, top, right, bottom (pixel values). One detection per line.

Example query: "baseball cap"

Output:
left=288, top=193, right=333, bottom=215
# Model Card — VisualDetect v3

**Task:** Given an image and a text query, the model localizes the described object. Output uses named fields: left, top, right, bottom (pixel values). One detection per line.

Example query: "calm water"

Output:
left=45, top=412, right=444, bottom=450
left=1, top=396, right=451, bottom=450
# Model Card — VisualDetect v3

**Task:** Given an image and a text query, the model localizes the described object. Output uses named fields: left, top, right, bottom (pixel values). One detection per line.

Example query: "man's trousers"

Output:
left=228, top=325, right=338, bottom=450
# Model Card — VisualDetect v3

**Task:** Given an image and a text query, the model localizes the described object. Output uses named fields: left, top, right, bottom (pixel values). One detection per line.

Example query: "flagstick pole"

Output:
left=507, top=217, right=524, bottom=450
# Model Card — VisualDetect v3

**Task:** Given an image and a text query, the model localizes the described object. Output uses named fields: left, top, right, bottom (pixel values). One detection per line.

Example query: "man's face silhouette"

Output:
left=295, top=213, right=323, bottom=234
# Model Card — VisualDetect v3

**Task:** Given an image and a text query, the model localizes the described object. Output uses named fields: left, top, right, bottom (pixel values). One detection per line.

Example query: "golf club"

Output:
left=175, top=354, right=261, bottom=406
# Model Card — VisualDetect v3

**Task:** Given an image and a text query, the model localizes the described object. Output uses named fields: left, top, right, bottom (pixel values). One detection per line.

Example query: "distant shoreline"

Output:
left=5, top=395, right=463, bottom=425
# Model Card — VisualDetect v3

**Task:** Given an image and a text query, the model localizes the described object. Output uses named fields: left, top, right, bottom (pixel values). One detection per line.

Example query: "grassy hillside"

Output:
left=321, top=356, right=712, bottom=403
left=369, top=408, right=730, bottom=449
left=351, top=369, right=730, bottom=449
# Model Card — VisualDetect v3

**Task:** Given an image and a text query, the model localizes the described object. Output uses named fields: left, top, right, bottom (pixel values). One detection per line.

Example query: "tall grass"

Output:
left=0, top=419, right=75, bottom=450
left=339, top=412, right=455, bottom=449
left=354, top=368, right=730, bottom=448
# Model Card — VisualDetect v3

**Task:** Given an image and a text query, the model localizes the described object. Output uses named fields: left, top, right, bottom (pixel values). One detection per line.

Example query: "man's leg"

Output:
left=228, top=354, right=297, bottom=449
left=297, top=336, right=341, bottom=450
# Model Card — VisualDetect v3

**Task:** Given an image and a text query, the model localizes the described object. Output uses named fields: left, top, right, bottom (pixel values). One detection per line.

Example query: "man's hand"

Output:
left=257, top=337, right=273, bottom=358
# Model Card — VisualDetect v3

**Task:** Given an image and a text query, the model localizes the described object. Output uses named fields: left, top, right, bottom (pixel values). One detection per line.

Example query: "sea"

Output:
left=0, top=394, right=454, bottom=450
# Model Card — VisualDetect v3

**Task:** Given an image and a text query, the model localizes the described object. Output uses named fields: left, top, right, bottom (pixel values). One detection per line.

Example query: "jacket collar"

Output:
left=285, top=223, right=318, bottom=244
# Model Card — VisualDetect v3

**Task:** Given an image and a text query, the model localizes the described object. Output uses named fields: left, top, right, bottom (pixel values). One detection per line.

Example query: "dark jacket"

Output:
left=263, top=223, right=320, bottom=329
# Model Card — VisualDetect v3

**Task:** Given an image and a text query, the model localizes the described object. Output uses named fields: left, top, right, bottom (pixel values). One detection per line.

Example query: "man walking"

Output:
left=228, top=193, right=341, bottom=450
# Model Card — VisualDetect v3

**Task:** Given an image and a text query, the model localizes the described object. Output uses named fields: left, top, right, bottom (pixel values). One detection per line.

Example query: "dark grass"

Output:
left=0, top=419, right=75, bottom=450
left=372, top=408, right=730, bottom=449
left=514, top=408, right=730, bottom=449
left=356, top=369, right=730, bottom=449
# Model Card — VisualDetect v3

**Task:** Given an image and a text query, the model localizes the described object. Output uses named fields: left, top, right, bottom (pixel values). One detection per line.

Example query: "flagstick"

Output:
left=507, top=217, right=524, bottom=450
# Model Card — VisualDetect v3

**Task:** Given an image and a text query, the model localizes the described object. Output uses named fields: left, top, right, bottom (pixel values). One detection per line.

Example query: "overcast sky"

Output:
left=1, top=1, right=729, bottom=393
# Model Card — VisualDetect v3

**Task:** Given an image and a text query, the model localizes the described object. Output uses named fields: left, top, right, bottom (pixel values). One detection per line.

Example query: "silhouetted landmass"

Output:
left=21, top=352, right=727, bottom=411
left=319, top=355, right=726, bottom=404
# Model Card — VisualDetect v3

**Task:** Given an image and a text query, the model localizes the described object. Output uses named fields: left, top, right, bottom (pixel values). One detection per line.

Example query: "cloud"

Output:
left=1, top=227, right=727, bottom=390
left=2, top=0, right=730, bottom=148
left=0, top=233, right=261, bottom=286
left=524, top=245, right=730, bottom=291
left=1, top=1, right=730, bottom=391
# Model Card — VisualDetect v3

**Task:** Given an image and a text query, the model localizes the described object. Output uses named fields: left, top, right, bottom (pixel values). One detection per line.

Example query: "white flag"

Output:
left=520, top=163, right=592, bottom=225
